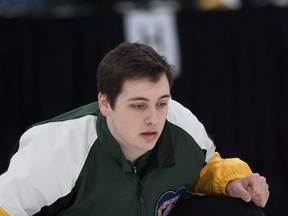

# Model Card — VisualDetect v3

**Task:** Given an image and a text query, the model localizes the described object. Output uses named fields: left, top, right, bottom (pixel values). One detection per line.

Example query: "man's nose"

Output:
left=145, top=107, right=158, bottom=126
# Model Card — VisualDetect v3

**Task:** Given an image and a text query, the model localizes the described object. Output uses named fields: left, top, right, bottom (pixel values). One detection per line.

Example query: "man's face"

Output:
left=98, top=74, right=170, bottom=163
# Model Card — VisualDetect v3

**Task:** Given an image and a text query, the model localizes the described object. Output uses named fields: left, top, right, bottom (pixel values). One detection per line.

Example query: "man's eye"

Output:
left=132, top=104, right=145, bottom=110
left=157, top=102, right=168, bottom=108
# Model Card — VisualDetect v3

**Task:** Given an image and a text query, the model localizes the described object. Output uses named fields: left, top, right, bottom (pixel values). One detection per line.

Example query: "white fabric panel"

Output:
left=0, top=115, right=97, bottom=216
left=167, top=99, right=216, bottom=162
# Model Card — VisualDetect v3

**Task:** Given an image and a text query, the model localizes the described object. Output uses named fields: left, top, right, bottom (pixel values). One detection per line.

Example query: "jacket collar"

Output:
left=96, top=112, right=175, bottom=173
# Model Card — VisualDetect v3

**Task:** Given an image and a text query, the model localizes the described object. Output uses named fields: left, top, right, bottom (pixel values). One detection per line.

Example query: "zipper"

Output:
left=132, top=166, right=145, bottom=216
left=137, top=180, right=144, bottom=215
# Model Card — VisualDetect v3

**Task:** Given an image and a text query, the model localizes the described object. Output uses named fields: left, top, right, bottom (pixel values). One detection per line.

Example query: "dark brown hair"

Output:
left=97, top=42, right=175, bottom=108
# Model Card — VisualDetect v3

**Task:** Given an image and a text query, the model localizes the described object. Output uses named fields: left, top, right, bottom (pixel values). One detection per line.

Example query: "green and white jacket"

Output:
left=1, top=99, right=250, bottom=216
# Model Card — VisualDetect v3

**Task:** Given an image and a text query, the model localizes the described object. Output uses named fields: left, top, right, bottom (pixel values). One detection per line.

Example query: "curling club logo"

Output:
left=155, top=186, right=186, bottom=216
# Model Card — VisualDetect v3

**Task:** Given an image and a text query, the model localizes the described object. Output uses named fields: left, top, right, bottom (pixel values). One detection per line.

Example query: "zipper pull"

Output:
left=132, top=166, right=137, bottom=174
left=138, top=181, right=145, bottom=204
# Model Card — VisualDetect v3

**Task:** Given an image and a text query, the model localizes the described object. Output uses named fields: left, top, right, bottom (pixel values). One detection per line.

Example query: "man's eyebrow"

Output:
left=159, top=94, right=171, bottom=100
left=127, top=95, right=171, bottom=102
left=128, top=97, right=149, bottom=102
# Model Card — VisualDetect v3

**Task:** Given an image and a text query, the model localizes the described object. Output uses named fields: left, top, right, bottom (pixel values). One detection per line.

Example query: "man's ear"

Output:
left=98, top=92, right=110, bottom=117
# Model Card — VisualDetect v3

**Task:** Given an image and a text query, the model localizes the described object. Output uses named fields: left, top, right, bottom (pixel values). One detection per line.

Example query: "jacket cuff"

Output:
left=190, top=152, right=253, bottom=195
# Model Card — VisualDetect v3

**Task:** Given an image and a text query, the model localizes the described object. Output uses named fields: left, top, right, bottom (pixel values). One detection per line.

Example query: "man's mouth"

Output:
left=141, top=131, right=158, bottom=141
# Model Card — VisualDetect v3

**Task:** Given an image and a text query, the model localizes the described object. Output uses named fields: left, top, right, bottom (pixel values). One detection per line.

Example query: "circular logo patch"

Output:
left=155, top=186, right=186, bottom=216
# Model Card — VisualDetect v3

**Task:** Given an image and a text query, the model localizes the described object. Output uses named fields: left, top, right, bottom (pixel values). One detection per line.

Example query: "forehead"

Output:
left=119, top=74, right=170, bottom=100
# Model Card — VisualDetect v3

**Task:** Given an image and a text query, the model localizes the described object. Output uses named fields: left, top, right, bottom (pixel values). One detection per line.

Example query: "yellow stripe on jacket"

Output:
left=190, top=152, right=253, bottom=195
left=0, top=206, right=9, bottom=216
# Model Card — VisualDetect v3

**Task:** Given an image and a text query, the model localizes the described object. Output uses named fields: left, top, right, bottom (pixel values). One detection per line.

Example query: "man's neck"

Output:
left=122, top=147, right=147, bottom=164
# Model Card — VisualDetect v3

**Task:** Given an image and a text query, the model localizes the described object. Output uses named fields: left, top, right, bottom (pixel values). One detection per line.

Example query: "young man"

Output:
left=0, top=42, right=269, bottom=216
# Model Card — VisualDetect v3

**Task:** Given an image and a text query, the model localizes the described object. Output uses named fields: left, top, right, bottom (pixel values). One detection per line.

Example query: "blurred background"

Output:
left=0, top=0, right=287, bottom=215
